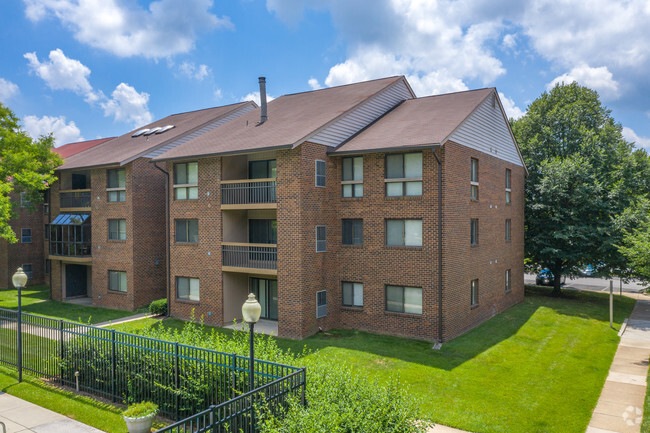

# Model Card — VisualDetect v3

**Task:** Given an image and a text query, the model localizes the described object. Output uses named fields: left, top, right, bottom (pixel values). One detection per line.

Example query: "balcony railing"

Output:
left=222, top=243, right=277, bottom=270
left=60, top=190, right=91, bottom=208
left=221, top=179, right=276, bottom=205
left=49, top=240, right=92, bottom=257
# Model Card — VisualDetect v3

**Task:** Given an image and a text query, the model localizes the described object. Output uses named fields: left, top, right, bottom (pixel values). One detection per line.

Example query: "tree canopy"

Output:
left=0, top=103, right=62, bottom=242
left=511, top=82, right=650, bottom=294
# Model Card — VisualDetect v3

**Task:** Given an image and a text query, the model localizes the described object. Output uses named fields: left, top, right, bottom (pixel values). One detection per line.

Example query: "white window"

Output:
left=174, top=162, right=199, bottom=199
left=471, top=279, right=479, bottom=306
left=471, top=158, right=479, bottom=200
left=316, top=290, right=327, bottom=318
left=107, top=169, right=126, bottom=202
left=505, top=219, right=511, bottom=242
left=342, top=156, right=363, bottom=197
left=21, top=228, right=32, bottom=244
left=385, top=152, right=422, bottom=197
left=177, top=277, right=200, bottom=301
left=386, top=219, right=422, bottom=247
left=316, top=225, right=326, bottom=252
left=175, top=219, right=199, bottom=243
left=108, top=219, right=126, bottom=240
left=20, top=192, right=31, bottom=208
left=386, top=285, right=422, bottom=314
left=505, top=168, right=511, bottom=204
left=109, top=270, right=127, bottom=293
left=315, top=160, right=326, bottom=187
left=471, top=219, right=479, bottom=245
left=22, top=264, right=33, bottom=279
left=342, top=282, right=363, bottom=307
left=505, top=269, right=511, bottom=293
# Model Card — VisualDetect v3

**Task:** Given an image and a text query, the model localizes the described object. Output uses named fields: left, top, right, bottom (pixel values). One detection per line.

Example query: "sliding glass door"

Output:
left=250, top=278, right=278, bottom=320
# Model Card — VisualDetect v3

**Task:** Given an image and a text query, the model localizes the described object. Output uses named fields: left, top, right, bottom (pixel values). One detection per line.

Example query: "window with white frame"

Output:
left=505, top=168, right=512, bottom=204
left=341, top=156, right=363, bottom=197
left=505, top=219, right=511, bottom=242
left=22, top=264, right=33, bottom=279
left=342, top=282, right=363, bottom=307
left=107, top=168, right=126, bottom=202
left=20, top=192, right=31, bottom=208
left=505, top=269, right=511, bottom=292
left=175, top=219, right=198, bottom=243
left=316, top=290, right=327, bottom=318
left=177, top=276, right=200, bottom=301
left=471, top=158, right=479, bottom=200
left=342, top=219, right=363, bottom=245
left=471, top=219, right=479, bottom=245
left=385, top=152, right=422, bottom=196
left=386, top=285, right=422, bottom=314
left=386, top=219, right=422, bottom=247
left=21, top=228, right=32, bottom=244
left=315, top=160, right=326, bottom=187
left=316, top=225, right=326, bottom=252
left=174, top=162, right=198, bottom=199
left=471, top=279, right=479, bottom=306
left=108, top=219, right=126, bottom=240
left=109, top=270, right=127, bottom=293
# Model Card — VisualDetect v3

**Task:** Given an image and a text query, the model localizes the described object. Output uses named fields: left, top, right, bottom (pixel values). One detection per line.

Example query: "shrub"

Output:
left=123, top=401, right=158, bottom=418
left=149, top=299, right=167, bottom=316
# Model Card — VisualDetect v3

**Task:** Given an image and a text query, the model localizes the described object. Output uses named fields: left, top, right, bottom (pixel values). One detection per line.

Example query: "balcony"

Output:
left=60, top=190, right=91, bottom=210
left=49, top=214, right=92, bottom=261
left=222, top=243, right=277, bottom=275
left=221, top=179, right=276, bottom=209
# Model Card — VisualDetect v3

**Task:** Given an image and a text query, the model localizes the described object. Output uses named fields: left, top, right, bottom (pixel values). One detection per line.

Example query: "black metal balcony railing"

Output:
left=60, top=190, right=91, bottom=208
left=222, top=244, right=277, bottom=270
left=221, top=180, right=276, bottom=205
left=49, top=240, right=92, bottom=257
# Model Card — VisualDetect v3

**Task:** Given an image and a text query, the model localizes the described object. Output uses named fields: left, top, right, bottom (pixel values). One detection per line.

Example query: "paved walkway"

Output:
left=0, top=392, right=104, bottom=433
left=587, top=294, right=650, bottom=433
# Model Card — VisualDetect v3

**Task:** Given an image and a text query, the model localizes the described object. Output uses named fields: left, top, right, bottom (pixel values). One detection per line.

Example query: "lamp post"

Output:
left=12, top=267, right=28, bottom=383
left=242, top=293, right=261, bottom=432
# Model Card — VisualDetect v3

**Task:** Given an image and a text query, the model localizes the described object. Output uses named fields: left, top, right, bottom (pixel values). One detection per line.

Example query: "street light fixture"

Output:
left=12, top=267, right=28, bottom=383
left=242, top=292, right=261, bottom=432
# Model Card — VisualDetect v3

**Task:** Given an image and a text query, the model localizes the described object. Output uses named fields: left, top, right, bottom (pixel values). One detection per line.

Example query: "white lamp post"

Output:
left=12, top=267, right=28, bottom=382
left=242, top=292, right=261, bottom=432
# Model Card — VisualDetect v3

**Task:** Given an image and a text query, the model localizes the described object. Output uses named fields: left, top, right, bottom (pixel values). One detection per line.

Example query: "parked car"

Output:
left=581, top=265, right=595, bottom=276
left=536, top=269, right=566, bottom=286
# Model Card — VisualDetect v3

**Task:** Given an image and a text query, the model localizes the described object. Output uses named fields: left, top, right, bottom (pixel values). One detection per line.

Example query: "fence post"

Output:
left=231, top=353, right=236, bottom=399
left=174, top=342, right=179, bottom=420
left=59, top=319, right=64, bottom=386
left=301, top=368, right=306, bottom=406
left=111, top=330, right=116, bottom=402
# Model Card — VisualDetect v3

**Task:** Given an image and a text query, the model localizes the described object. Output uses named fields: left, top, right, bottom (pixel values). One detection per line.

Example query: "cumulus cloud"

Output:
left=547, top=63, right=620, bottom=100
left=23, top=0, right=233, bottom=59
left=0, top=78, right=19, bottom=102
left=24, top=49, right=102, bottom=103
left=179, top=61, right=210, bottom=80
left=498, top=92, right=525, bottom=120
left=23, top=115, right=84, bottom=145
left=240, top=91, right=276, bottom=105
left=308, top=78, right=322, bottom=90
left=213, top=88, right=223, bottom=100
left=502, top=33, right=517, bottom=50
left=622, top=127, right=650, bottom=150
left=101, top=83, right=153, bottom=128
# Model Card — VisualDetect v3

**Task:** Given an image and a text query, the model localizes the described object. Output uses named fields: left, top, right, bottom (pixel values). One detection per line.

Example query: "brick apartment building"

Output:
left=3, top=75, right=525, bottom=342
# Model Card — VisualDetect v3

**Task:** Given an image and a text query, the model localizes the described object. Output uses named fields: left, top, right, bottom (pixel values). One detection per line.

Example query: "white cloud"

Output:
left=502, top=33, right=516, bottom=50
left=23, top=115, right=84, bottom=145
left=547, top=63, right=620, bottom=100
left=308, top=78, right=322, bottom=90
left=179, top=61, right=210, bottom=80
left=622, top=127, right=650, bottom=149
left=101, top=83, right=153, bottom=127
left=498, top=92, right=525, bottom=120
left=0, top=78, right=19, bottom=102
left=24, top=49, right=102, bottom=103
left=213, top=88, right=223, bottom=100
left=240, top=91, right=276, bottom=106
left=23, top=0, right=233, bottom=59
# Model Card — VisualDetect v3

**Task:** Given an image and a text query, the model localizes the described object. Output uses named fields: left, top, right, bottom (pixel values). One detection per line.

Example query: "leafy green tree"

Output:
left=0, top=103, right=62, bottom=242
left=616, top=198, right=650, bottom=283
left=512, top=83, right=645, bottom=295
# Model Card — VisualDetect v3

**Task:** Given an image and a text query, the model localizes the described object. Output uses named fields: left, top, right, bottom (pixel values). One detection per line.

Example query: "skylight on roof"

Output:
left=144, top=127, right=162, bottom=136
left=156, top=125, right=175, bottom=134
left=131, top=129, right=149, bottom=137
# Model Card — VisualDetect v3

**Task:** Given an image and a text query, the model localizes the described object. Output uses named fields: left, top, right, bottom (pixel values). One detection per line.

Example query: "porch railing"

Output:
left=222, top=243, right=277, bottom=270
left=49, top=240, right=92, bottom=257
left=60, top=190, right=91, bottom=208
left=221, top=179, right=276, bottom=205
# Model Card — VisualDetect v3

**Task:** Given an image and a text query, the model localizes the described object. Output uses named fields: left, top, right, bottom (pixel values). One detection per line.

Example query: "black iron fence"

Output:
left=222, top=244, right=278, bottom=270
left=221, top=181, right=277, bottom=205
left=60, top=190, right=91, bottom=208
left=0, top=308, right=304, bottom=421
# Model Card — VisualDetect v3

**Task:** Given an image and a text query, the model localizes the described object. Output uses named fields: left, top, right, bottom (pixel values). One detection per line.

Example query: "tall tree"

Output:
left=0, top=103, right=62, bottom=242
left=511, top=83, right=644, bottom=295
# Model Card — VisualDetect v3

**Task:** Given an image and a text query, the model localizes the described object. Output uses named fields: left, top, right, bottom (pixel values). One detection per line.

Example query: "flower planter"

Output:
left=124, top=413, right=155, bottom=433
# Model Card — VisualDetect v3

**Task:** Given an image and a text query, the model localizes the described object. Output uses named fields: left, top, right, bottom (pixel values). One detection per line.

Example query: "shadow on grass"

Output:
left=274, top=285, right=636, bottom=371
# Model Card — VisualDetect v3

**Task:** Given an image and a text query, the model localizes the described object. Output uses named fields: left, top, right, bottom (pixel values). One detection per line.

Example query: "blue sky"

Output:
left=1, top=0, right=649, bottom=150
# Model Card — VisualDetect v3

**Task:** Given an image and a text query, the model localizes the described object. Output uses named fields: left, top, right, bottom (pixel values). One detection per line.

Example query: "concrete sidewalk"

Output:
left=587, top=294, right=650, bottom=433
left=0, top=392, right=104, bottom=433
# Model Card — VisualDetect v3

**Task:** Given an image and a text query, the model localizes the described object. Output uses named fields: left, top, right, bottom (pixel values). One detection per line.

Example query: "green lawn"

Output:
left=0, top=285, right=133, bottom=324
left=109, top=286, right=637, bottom=433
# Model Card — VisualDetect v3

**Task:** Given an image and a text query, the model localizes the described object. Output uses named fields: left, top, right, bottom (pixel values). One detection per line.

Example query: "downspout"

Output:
left=153, top=162, right=171, bottom=318
left=432, top=147, right=443, bottom=344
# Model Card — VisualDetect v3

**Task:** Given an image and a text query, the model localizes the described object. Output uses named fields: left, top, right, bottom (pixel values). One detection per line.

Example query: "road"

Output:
left=524, top=273, right=648, bottom=294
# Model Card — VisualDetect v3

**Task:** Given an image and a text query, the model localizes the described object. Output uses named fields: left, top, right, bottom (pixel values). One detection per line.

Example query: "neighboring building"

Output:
left=46, top=102, right=256, bottom=311
left=151, top=76, right=526, bottom=341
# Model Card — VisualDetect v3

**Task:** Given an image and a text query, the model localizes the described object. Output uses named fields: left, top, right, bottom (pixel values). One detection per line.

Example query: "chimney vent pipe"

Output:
left=259, top=76, right=268, bottom=124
